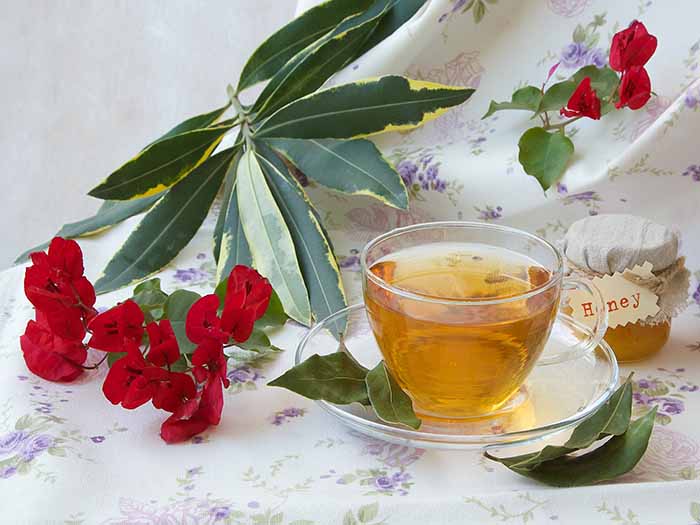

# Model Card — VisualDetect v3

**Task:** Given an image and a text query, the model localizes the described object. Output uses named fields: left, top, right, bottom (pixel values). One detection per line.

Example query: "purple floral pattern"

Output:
left=226, top=365, right=265, bottom=395
left=270, top=407, right=306, bottom=426
left=626, top=427, right=700, bottom=481
left=475, top=205, right=503, bottom=221
left=682, top=164, right=700, bottom=182
left=169, top=252, right=216, bottom=290
left=633, top=370, right=699, bottom=425
left=96, top=467, right=319, bottom=524
left=322, top=434, right=424, bottom=497
left=338, top=249, right=361, bottom=272
left=546, top=0, right=592, bottom=17
left=561, top=190, right=602, bottom=215
left=390, top=149, right=464, bottom=205
left=405, top=53, right=486, bottom=143
left=560, top=42, right=606, bottom=69
left=397, top=155, right=447, bottom=196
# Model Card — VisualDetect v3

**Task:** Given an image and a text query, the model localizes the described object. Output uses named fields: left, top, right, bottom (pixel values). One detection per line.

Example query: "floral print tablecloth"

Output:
left=2, top=0, right=700, bottom=523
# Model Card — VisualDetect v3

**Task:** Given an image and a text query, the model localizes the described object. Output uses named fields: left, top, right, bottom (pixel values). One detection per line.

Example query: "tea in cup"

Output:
left=362, top=222, right=607, bottom=419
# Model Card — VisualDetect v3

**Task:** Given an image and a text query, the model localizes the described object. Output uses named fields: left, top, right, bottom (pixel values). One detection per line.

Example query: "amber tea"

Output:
left=364, top=242, right=560, bottom=418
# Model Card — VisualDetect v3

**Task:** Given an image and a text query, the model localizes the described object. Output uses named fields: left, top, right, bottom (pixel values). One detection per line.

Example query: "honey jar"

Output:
left=563, top=214, right=690, bottom=363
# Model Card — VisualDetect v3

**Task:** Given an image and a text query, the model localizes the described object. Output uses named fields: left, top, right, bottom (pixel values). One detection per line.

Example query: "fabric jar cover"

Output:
left=562, top=214, right=690, bottom=324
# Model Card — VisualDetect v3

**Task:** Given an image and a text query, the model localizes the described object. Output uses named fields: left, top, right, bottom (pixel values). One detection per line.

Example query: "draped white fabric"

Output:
left=1, top=1, right=699, bottom=522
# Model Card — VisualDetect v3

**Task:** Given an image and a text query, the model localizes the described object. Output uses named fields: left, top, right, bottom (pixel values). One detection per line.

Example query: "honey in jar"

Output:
left=563, top=214, right=689, bottom=363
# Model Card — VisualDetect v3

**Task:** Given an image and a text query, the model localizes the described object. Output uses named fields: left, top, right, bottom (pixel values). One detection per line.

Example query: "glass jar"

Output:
left=603, top=320, right=671, bottom=362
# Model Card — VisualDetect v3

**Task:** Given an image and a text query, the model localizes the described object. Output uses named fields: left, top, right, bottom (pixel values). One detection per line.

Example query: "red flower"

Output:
left=102, top=346, right=158, bottom=409
left=220, top=266, right=272, bottom=342
left=24, top=237, right=96, bottom=340
left=191, top=339, right=230, bottom=387
left=152, top=372, right=196, bottom=413
left=146, top=320, right=179, bottom=367
left=185, top=295, right=228, bottom=344
left=88, top=300, right=144, bottom=352
left=609, top=21, right=657, bottom=73
left=615, top=65, right=652, bottom=110
left=159, top=373, right=225, bottom=443
left=159, top=397, right=210, bottom=444
left=560, top=77, right=601, bottom=120
left=199, top=376, right=224, bottom=425
left=20, top=315, right=87, bottom=382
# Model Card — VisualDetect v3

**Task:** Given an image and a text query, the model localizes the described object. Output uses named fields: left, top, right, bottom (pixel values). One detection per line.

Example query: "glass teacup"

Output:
left=361, top=221, right=607, bottom=420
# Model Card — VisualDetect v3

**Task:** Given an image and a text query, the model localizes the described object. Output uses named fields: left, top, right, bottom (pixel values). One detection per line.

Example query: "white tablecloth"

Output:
left=2, top=0, right=700, bottom=522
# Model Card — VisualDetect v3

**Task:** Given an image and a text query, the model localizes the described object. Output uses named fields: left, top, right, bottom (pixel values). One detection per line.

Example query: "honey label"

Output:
left=568, top=262, right=660, bottom=329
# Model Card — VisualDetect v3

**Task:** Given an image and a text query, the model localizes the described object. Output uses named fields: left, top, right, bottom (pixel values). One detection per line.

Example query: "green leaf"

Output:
left=236, top=149, right=311, bottom=324
left=131, top=278, right=169, bottom=322
left=145, top=103, right=231, bottom=148
left=573, top=24, right=586, bottom=43
left=358, top=0, right=427, bottom=56
left=572, top=65, right=619, bottom=112
left=518, top=127, right=574, bottom=191
left=489, top=377, right=634, bottom=470
left=264, top=138, right=407, bottom=209
left=566, top=377, right=633, bottom=446
left=14, top=195, right=162, bottom=264
left=504, top=408, right=657, bottom=487
left=255, top=75, right=474, bottom=139
left=538, top=80, right=578, bottom=113
left=237, top=328, right=271, bottom=352
left=256, top=289, right=287, bottom=328
left=47, top=447, right=67, bottom=457
left=690, top=501, right=700, bottom=523
left=216, top=163, right=254, bottom=283
left=482, top=86, right=542, bottom=119
left=107, top=351, right=127, bottom=368
left=94, top=148, right=233, bottom=294
left=268, top=352, right=370, bottom=405
left=213, top=153, right=238, bottom=264
left=164, top=289, right=201, bottom=355
left=237, top=0, right=374, bottom=92
left=473, top=0, right=485, bottom=22
left=357, top=502, right=379, bottom=523
left=538, top=65, right=619, bottom=114
left=256, top=144, right=347, bottom=332
left=88, top=123, right=234, bottom=201
left=254, top=0, right=393, bottom=119
left=366, top=361, right=420, bottom=429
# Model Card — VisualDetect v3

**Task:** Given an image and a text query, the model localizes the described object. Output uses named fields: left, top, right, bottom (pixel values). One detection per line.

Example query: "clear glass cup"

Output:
left=361, top=221, right=608, bottom=420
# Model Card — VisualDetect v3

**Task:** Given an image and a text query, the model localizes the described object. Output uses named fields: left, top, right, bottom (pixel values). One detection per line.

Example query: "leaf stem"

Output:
left=543, top=115, right=583, bottom=131
left=81, top=353, right=109, bottom=370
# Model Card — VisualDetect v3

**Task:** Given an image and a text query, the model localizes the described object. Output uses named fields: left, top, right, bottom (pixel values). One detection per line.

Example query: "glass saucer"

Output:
left=296, top=304, right=619, bottom=450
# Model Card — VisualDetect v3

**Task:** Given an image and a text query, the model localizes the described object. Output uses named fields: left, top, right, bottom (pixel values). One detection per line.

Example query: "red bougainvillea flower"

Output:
left=220, top=265, right=273, bottom=342
left=24, top=237, right=96, bottom=339
left=560, top=77, right=601, bottom=120
left=146, top=319, right=179, bottom=367
left=88, top=300, right=144, bottom=352
left=199, top=376, right=224, bottom=425
left=185, top=294, right=228, bottom=344
left=102, top=345, right=166, bottom=409
left=609, top=20, right=657, bottom=73
left=615, top=65, right=652, bottom=110
left=152, top=372, right=196, bottom=413
left=24, top=238, right=96, bottom=313
left=191, top=339, right=230, bottom=387
left=160, top=397, right=210, bottom=444
left=20, top=315, right=87, bottom=382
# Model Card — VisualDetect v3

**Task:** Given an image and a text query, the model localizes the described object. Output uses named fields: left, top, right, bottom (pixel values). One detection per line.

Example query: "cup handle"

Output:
left=537, top=276, right=609, bottom=366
